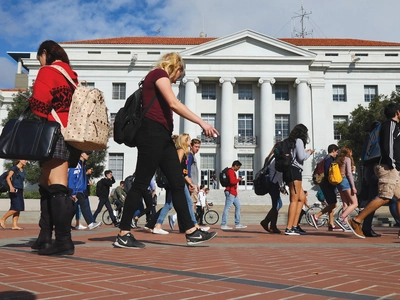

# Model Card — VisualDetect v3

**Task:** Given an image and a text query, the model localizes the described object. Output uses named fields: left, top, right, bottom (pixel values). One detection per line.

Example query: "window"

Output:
left=201, top=114, right=216, bottom=127
left=333, top=116, right=347, bottom=140
left=396, top=85, right=400, bottom=92
left=201, top=83, right=216, bottom=100
left=238, top=84, right=253, bottom=100
left=86, top=82, right=95, bottom=88
left=109, top=153, right=124, bottom=180
left=364, top=85, right=377, bottom=102
left=200, top=154, right=216, bottom=188
left=385, top=53, right=398, bottom=57
left=238, top=114, right=253, bottom=137
left=355, top=53, right=368, bottom=56
left=237, top=154, right=254, bottom=187
left=274, top=84, right=289, bottom=101
left=325, top=53, right=339, bottom=56
left=275, top=115, right=290, bottom=142
left=112, top=83, right=126, bottom=100
left=332, top=85, right=346, bottom=102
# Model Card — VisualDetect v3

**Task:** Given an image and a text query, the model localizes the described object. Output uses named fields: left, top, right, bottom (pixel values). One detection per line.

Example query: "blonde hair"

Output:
left=175, top=133, right=190, bottom=157
left=155, top=52, right=185, bottom=81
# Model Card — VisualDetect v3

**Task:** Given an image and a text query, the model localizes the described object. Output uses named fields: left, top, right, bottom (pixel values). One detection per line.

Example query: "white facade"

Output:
left=3, top=29, right=400, bottom=191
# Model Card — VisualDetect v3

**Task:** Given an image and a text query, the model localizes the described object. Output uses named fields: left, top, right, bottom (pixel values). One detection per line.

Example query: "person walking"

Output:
left=93, top=170, right=118, bottom=226
left=283, top=124, right=314, bottom=236
left=220, top=160, right=247, bottom=230
left=28, top=40, right=82, bottom=256
left=310, top=144, right=341, bottom=231
left=349, top=103, right=400, bottom=238
left=0, top=160, right=27, bottom=230
left=113, top=52, right=218, bottom=249
left=188, top=138, right=201, bottom=210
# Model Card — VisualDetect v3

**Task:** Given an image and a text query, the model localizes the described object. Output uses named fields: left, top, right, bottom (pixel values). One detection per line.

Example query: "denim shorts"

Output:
left=336, top=176, right=351, bottom=192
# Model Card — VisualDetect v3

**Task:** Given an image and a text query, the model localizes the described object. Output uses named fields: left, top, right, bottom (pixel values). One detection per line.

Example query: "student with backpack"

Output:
left=0, top=160, right=27, bottom=230
left=282, top=124, right=314, bottom=236
left=28, top=41, right=82, bottom=256
left=93, top=170, right=117, bottom=227
left=310, top=144, right=341, bottom=231
left=220, top=160, right=247, bottom=230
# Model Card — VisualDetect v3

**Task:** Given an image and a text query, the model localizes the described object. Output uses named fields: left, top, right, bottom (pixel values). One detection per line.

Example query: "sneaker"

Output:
left=113, top=233, right=146, bottom=249
left=342, top=223, right=352, bottom=232
left=335, top=218, right=347, bottom=231
left=75, top=224, right=87, bottom=230
left=348, top=218, right=365, bottom=239
left=88, top=221, right=102, bottom=230
left=328, top=225, right=343, bottom=232
left=143, top=226, right=153, bottom=233
left=235, top=224, right=247, bottom=229
left=114, top=222, right=120, bottom=228
left=310, top=214, right=319, bottom=229
left=199, top=226, right=210, bottom=232
left=168, top=215, right=175, bottom=231
left=220, top=225, right=232, bottom=230
left=186, top=229, right=217, bottom=245
left=284, top=228, right=300, bottom=236
left=294, top=226, right=306, bottom=235
left=153, top=228, right=169, bottom=235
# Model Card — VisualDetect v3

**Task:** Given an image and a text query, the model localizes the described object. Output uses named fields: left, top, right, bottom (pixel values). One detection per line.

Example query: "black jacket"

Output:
left=98, top=176, right=115, bottom=198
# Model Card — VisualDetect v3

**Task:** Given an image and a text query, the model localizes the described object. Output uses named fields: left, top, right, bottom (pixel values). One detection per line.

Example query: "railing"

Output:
left=234, top=135, right=257, bottom=146
left=197, top=134, right=220, bottom=145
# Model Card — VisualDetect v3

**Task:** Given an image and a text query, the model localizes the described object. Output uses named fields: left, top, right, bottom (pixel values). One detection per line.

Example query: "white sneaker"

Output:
left=153, top=228, right=169, bottom=235
left=199, top=226, right=210, bottom=232
left=144, top=226, right=153, bottom=233
left=75, top=224, right=87, bottom=230
left=220, top=225, right=232, bottom=230
left=235, top=224, right=247, bottom=229
left=88, top=221, right=102, bottom=230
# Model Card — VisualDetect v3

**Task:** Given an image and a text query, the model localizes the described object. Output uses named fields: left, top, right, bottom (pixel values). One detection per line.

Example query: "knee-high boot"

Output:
left=38, top=184, right=75, bottom=256
left=269, top=209, right=281, bottom=234
left=31, top=185, right=53, bottom=250
left=260, top=209, right=274, bottom=232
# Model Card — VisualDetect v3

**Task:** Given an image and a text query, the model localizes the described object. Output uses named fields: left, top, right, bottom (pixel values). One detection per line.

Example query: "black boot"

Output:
left=31, top=186, right=53, bottom=250
left=260, top=209, right=273, bottom=232
left=269, top=209, right=281, bottom=234
left=38, top=184, right=75, bottom=256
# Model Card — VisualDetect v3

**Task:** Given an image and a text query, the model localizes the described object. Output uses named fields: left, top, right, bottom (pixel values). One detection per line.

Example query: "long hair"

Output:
left=288, top=123, right=309, bottom=148
left=154, top=52, right=184, bottom=81
left=37, top=40, right=70, bottom=65
left=175, top=133, right=190, bottom=157
left=336, top=146, right=353, bottom=167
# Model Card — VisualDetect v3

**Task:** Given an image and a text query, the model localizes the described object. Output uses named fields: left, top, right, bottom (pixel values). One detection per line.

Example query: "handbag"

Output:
left=0, top=105, right=61, bottom=161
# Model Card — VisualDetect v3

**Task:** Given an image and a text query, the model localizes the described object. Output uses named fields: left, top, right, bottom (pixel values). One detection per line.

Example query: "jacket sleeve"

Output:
left=228, top=168, right=240, bottom=185
left=187, top=154, right=193, bottom=179
left=68, top=167, right=78, bottom=195
left=294, top=139, right=311, bottom=162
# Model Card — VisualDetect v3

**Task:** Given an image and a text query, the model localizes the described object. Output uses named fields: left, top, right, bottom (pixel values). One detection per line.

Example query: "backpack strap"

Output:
left=48, top=65, right=78, bottom=88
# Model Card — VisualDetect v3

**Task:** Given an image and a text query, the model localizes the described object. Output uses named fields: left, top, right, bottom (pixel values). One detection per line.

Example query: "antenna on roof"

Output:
left=199, top=13, right=207, bottom=37
left=291, top=3, right=313, bottom=38
left=157, top=27, right=161, bottom=35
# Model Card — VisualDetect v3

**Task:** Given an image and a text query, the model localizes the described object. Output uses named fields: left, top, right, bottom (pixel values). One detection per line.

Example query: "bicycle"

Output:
left=102, top=204, right=136, bottom=228
left=305, top=197, right=359, bottom=228
left=203, top=202, right=220, bottom=225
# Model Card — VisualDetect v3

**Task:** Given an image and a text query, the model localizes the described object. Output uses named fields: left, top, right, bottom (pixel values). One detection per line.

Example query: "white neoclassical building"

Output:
left=3, top=29, right=400, bottom=191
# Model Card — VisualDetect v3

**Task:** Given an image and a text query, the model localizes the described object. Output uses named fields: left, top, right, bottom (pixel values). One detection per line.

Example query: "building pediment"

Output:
left=180, top=29, right=316, bottom=60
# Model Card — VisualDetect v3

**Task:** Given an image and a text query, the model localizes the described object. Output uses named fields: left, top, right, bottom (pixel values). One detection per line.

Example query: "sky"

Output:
left=1, top=0, right=400, bottom=88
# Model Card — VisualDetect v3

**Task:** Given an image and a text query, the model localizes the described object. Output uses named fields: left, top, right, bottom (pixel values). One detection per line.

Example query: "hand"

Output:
left=188, top=183, right=196, bottom=193
left=201, top=122, right=219, bottom=138
left=306, top=149, right=315, bottom=154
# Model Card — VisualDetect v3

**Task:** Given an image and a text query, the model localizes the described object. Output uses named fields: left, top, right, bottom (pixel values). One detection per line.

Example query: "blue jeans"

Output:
left=157, top=185, right=197, bottom=225
left=221, top=191, right=241, bottom=225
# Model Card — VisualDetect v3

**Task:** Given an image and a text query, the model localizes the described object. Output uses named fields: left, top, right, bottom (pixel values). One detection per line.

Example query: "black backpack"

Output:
left=95, top=180, right=103, bottom=197
left=113, top=82, right=157, bottom=147
left=155, top=167, right=169, bottom=189
left=274, top=139, right=294, bottom=173
left=123, top=175, right=135, bottom=193
left=219, top=167, right=230, bottom=187
left=0, top=171, right=10, bottom=193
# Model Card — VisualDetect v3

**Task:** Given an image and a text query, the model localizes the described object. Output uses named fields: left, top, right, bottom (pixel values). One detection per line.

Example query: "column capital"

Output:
left=219, top=77, right=236, bottom=86
left=182, top=76, right=199, bottom=86
left=294, top=78, right=310, bottom=87
left=258, top=78, right=275, bottom=87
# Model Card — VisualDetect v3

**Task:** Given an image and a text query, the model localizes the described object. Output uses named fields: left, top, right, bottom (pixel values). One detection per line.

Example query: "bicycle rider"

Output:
left=113, top=181, right=127, bottom=216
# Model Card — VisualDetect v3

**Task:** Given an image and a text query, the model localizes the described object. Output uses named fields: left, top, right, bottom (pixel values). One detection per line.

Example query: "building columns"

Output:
left=258, top=78, right=275, bottom=166
left=220, top=77, right=236, bottom=170
left=182, top=76, right=199, bottom=136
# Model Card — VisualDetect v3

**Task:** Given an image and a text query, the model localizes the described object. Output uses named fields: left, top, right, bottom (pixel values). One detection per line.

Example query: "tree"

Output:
left=335, top=91, right=400, bottom=178
left=2, top=91, right=108, bottom=185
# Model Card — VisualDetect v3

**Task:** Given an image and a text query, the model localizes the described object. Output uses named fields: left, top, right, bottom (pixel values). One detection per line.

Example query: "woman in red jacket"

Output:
left=29, top=40, right=81, bottom=256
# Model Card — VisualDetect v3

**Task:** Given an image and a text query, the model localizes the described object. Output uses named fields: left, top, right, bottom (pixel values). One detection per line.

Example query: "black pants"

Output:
left=136, top=190, right=154, bottom=222
left=93, top=196, right=116, bottom=223
left=119, top=118, right=193, bottom=231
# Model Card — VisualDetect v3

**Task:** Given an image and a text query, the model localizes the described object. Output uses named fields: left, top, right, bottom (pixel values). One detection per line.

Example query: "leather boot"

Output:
left=260, top=209, right=273, bottom=232
left=38, top=184, right=75, bottom=256
left=269, top=209, right=281, bottom=234
left=31, top=186, right=53, bottom=250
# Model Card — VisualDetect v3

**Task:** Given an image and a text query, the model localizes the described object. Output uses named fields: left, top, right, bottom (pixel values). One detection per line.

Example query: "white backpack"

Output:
left=50, top=65, right=109, bottom=151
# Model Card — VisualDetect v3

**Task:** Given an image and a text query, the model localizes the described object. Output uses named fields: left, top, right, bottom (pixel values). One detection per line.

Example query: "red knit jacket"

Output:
left=29, top=61, right=78, bottom=127
left=224, top=168, right=241, bottom=196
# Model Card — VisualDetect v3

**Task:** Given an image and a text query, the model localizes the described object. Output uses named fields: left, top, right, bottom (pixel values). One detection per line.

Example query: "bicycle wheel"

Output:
left=102, top=210, right=113, bottom=225
left=305, top=206, right=328, bottom=227
left=337, top=207, right=359, bottom=220
left=204, top=210, right=219, bottom=225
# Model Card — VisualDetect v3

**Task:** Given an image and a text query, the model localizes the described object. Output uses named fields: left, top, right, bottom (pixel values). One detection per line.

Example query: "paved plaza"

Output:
left=1, top=202, right=400, bottom=299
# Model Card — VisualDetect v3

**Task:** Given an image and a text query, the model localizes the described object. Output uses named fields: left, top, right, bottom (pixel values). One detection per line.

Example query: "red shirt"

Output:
left=224, top=168, right=241, bottom=196
left=29, top=61, right=78, bottom=127
left=142, top=68, right=173, bottom=132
